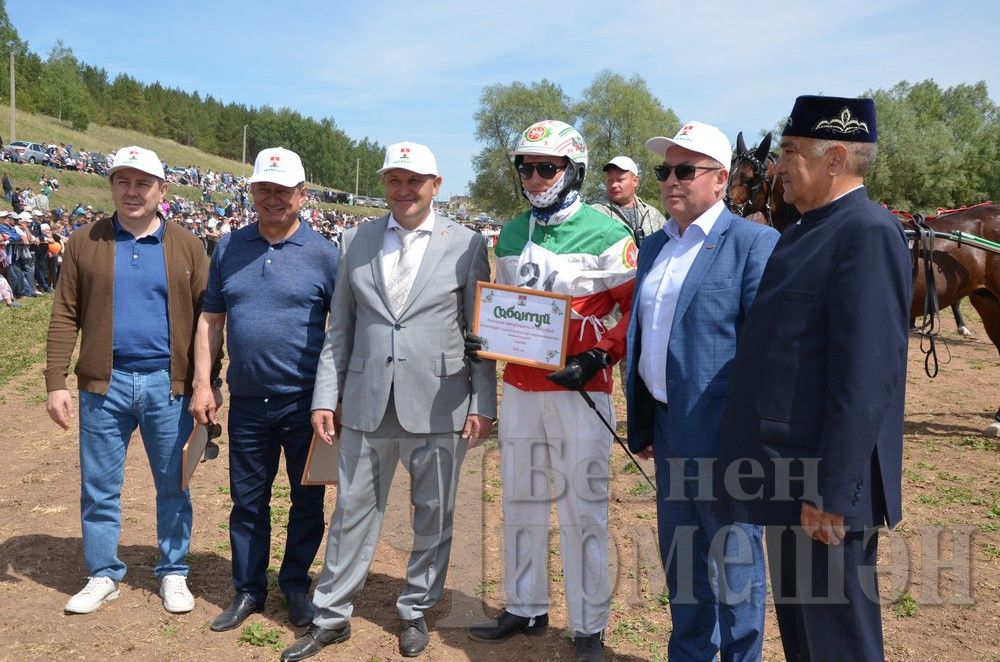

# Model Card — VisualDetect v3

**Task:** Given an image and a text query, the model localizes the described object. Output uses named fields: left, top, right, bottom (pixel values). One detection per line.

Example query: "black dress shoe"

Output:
left=468, top=609, right=548, bottom=642
left=399, top=616, right=429, bottom=657
left=210, top=592, right=264, bottom=632
left=284, top=591, right=315, bottom=627
left=572, top=631, right=605, bottom=662
left=280, top=623, right=352, bottom=661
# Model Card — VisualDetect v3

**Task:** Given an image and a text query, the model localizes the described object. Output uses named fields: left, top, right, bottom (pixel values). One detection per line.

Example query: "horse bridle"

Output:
left=725, top=151, right=775, bottom=226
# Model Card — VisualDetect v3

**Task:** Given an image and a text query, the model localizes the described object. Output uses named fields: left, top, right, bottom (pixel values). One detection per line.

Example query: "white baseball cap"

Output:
left=646, top=121, right=732, bottom=169
left=108, top=146, right=166, bottom=180
left=250, top=147, right=306, bottom=187
left=378, top=141, right=438, bottom=177
left=603, top=156, right=639, bottom=175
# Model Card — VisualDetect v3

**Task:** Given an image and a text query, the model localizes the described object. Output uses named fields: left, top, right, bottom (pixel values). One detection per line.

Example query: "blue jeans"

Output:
left=653, top=404, right=766, bottom=662
left=78, top=368, right=193, bottom=581
left=227, top=391, right=325, bottom=601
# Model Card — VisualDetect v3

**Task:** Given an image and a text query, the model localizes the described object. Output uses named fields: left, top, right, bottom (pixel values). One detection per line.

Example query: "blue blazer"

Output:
left=625, top=208, right=779, bottom=456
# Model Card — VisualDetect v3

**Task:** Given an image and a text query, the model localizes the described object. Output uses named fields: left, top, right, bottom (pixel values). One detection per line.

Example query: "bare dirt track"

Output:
left=1, top=307, right=997, bottom=661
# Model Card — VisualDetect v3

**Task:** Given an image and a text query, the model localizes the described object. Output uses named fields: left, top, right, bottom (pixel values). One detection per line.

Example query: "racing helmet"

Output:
left=511, top=120, right=588, bottom=190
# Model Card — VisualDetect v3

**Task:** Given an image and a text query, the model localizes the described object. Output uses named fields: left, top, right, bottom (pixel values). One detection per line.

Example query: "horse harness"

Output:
left=725, top=151, right=775, bottom=226
left=908, top=214, right=944, bottom=377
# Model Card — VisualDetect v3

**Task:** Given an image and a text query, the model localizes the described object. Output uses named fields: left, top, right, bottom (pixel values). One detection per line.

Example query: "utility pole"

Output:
left=9, top=51, right=15, bottom=143
left=354, top=157, right=360, bottom=196
left=241, top=124, right=248, bottom=176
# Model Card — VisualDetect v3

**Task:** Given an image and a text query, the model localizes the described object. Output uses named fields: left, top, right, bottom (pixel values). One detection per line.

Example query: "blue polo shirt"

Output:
left=111, top=215, right=171, bottom=372
left=204, top=221, right=339, bottom=397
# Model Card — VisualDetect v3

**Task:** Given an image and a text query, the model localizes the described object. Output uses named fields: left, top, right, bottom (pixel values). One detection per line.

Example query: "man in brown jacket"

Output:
left=45, top=146, right=209, bottom=615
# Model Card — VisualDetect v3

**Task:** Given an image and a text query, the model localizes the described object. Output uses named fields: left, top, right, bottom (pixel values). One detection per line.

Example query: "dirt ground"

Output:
left=1, top=307, right=997, bottom=661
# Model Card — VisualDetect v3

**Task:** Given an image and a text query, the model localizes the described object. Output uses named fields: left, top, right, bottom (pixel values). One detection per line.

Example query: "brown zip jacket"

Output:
left=44, top=216, right=209, bottom=396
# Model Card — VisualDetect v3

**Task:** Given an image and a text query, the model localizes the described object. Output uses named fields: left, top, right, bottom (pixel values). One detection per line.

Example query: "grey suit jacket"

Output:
left=312, top=214, right=497, bottom=434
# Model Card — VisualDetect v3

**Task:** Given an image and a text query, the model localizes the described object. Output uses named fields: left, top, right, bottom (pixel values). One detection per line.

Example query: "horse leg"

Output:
left=967, top=291, right=1000, bottom=438
left=951, top=302, right=973, bottom=337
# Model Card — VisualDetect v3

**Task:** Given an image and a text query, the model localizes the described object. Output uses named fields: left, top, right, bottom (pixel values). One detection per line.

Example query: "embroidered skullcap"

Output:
left=782, top=96, right=877, bottom=143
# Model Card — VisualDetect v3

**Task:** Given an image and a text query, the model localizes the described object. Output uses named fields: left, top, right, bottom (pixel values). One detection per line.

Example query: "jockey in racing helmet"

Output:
left=467, top=120, right=637, bottom=662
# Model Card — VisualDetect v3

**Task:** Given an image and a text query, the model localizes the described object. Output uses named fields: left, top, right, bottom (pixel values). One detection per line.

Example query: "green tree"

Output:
left=578, top=70, right=679, bottom=206
left=470, top=80, right=576, bottom=219
left=865, top=80, right=1000, bottom=211
left=37, top=40, right=94, bottom=130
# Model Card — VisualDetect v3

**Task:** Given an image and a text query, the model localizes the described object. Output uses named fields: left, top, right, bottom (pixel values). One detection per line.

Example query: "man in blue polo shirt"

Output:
left=190, top=147, right=339, bottom=633
left=45, top=145, right=209, bottom=615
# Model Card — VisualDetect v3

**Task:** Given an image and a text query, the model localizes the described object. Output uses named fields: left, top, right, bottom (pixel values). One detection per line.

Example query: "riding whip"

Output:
left=576, top=390, right=656, bottom=491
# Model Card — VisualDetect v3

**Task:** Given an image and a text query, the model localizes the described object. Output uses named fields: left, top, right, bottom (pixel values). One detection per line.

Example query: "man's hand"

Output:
left=46, top=389, right=74, bottom=430
left=312, top=406, right=341, bottom=445
left=189, top=385, right=218, bottom=426
left=637, top=447, right=655, bottom=460
left=546, top=348, right=610, bottom=391
left=801, top=502, right=846, bottom=545
left=464, top=332, right=486, bottom=363
left=461, top=414, right=493, bottom=448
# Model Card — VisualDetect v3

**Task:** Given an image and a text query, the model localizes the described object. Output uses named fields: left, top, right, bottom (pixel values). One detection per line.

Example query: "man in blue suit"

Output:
left=625, top=121, right=778, bottom=661
left=714, top=96, right=911, bottom=662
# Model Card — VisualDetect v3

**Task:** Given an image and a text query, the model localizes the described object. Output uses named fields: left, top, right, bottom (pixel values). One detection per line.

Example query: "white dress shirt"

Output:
left=637, top=200, right=725, bottom=403
left=381, top=210, right=435, bottom=282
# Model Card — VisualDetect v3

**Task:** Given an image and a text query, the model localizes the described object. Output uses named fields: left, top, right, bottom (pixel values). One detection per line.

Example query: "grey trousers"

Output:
left=310, top=403, right=468, bottom=627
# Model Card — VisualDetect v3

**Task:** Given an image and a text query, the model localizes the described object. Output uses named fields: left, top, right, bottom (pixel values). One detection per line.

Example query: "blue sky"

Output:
left=9, top=0, right=1000, bottom=199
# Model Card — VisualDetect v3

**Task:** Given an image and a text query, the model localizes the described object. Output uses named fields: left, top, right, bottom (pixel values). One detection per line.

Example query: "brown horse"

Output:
left=726, top=133, right=1000, bottom=437
left=725, top=131, right=798, bottom=232
left=903, top=205, right=1000, bottom=389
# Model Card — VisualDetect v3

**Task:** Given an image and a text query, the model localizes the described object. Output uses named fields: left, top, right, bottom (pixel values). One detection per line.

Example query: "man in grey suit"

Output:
left=281, top=142, right=496, bottom=661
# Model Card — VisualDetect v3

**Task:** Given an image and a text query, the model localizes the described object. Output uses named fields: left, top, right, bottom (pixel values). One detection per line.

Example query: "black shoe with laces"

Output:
left=468, top=609, right=548, bottom=642
left=399, top=616, right=429, bottom=657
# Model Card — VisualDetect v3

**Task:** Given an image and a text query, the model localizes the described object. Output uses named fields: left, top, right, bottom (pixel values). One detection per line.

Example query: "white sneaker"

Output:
left=160, top=574, right=194, bottom=613
left=65, top=576, right=120, bottom=614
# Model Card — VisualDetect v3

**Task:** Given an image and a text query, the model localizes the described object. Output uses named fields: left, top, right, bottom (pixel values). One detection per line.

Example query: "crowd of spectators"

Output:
left=0, top=143, right=503, bottom=307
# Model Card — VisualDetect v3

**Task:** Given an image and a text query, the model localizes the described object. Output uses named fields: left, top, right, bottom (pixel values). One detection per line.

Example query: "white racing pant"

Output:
left=498, top=384, right=613, bottom=635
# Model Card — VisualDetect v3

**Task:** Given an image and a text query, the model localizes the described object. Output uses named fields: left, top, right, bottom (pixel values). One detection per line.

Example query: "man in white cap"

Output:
left=45, top=145, right=209, bottom=615
left=590, top=155, right=665, bottom=245
left=623, top=121, right=778, bottom=660
left=280, top=142, right=495, bottom=660
left=191, top=147, right=340, bottom=633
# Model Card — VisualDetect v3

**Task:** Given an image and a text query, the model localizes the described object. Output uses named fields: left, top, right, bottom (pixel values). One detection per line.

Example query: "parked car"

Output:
left=76, top=151, right=110, bottom=175
left=4, top=141, right=48, bottom=164
left=166, top=166, right=191, bottom=184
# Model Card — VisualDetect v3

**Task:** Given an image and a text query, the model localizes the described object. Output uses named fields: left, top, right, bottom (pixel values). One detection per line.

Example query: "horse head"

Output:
left=726, top=132, right=773, bottom=219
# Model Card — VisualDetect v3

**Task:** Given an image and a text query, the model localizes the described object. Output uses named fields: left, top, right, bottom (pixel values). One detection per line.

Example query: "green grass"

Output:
left=236, top=623, right=284, bottom=651
left=4, top=103, right=247, bottom=176
left=475, top=579, right=498, bottom=596
left=0, top=293, right=53, bottom=388
left=629, top=480, right=655, bottom=497
left=0, top=104, right=386, bottom=214
left=620, top=461, right=640, bottom=475
left=892, top=592, right=918, bottom=618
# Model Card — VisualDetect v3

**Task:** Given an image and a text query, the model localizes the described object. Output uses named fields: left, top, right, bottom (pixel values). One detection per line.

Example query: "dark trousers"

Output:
left=7, top=260, right=30, bottom=296
left=33, top=255, right=50, bottom=291
left=766, top=526, right=884, bottom=662
left=227, top=391, right=326, bottom=602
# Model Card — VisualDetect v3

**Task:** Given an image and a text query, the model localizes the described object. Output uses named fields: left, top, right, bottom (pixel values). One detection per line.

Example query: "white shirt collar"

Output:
left=664, top=199, right=725, bottom=241
left=388, top=209, right=436, bottom=233
left=829, top=184, right=865, bottom=204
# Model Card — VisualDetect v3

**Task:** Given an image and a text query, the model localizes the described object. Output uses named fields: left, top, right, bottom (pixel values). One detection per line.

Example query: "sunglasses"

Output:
left=653, top=164, right=721, bottom=182
left=516, top=162, right=565, bottom=179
